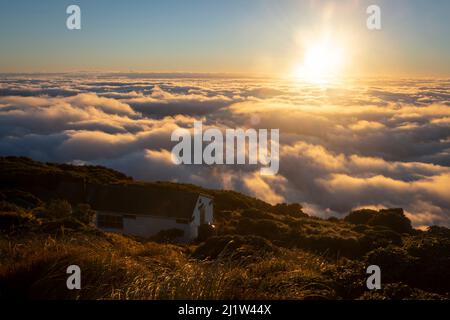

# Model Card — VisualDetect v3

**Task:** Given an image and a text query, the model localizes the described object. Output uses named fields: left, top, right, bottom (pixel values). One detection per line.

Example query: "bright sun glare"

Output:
left=294, top=38, right=346, bottom=84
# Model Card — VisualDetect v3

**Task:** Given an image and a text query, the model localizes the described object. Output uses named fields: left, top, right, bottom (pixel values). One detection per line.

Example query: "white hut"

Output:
left=88, top=184, right=213, bottom=242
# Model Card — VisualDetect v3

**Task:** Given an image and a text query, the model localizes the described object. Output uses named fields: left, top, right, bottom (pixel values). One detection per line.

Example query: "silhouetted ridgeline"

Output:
left=0, top=156, right=449, bottom=299
left=0, top=156, right=276, bottom=214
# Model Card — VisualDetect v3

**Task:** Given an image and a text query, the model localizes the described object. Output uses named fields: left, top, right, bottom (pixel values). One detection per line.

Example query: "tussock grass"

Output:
left=0, top=231, right=333, bottom=300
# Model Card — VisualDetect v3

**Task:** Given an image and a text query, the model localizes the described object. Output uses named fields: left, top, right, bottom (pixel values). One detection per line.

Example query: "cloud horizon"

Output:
left=0, top=74, right=449, bottom=229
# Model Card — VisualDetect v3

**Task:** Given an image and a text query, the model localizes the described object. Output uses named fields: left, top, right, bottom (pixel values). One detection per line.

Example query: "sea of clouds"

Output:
left=0, top=74, right=449, bottom=228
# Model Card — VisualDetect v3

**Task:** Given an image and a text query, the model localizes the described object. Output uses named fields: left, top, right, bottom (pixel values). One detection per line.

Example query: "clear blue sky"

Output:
left=0, top=0, right=449, bottom=76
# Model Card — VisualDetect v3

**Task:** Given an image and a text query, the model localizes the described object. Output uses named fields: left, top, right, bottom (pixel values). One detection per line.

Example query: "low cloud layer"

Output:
left=0, top=74, right=449, bottom=228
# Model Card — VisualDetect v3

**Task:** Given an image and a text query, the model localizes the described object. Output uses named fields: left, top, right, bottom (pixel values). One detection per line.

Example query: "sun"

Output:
left=294, top=38, right=346, bottom=84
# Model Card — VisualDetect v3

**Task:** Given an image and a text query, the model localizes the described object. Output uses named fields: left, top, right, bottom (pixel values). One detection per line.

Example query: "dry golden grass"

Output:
left=0, top=231, right=334, bottom=300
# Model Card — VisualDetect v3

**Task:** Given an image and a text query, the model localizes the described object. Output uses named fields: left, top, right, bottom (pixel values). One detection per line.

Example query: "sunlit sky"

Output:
left=0, top=0, right=449, bottom=77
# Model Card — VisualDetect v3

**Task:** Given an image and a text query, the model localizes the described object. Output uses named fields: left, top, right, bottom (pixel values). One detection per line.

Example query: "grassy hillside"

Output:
left=0, top=157, right=449, bottom=300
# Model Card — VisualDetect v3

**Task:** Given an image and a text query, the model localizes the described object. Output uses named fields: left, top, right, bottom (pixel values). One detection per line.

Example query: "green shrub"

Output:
left=271, top=203, right=307, bottom=217
left=0, top=201, right=25, bottom=214
left=426, top=225, right=450, bottom=238
left=323, top=259, right=367, bottom=299
left=368, top=208, right=413, bottom=234
left=151, top=228, right=185, bottom=243
left=344, top=209, right=377, bottom=225
left=33, top=200, right=72, bottom=220
left=235, top=217, right=290, bottom=241
left=404, top=235, right=450, bottom=259
left=302, top=234, right=362, bottom=258
left=0, top=189, right=42, bottom=209
left=39, top=217, right=89, bottom=234
left=359, top=227, right=402, bottom=253
left=72, top=203, right=95, bottom=224
left=241, top=208, right=274, bottom=220
left=0, top=211, right=37, bottom=233
left=365, top=246, right=418, bottom=285
left=345, top=208, right=413, bottom=234
left=402, top=233, right=450, bottom=294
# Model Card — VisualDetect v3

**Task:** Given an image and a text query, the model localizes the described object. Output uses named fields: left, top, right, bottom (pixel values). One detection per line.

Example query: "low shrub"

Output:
left=0, top=211, right=37, bottom=233
left=151, top=228, right=185, bottom=243
left=0, top=201, right=25, bottom=214
left=344, top=209, right=377, bottom=225
left=402, top=234, right=450, bottom=294
left=368, top=208, right=413, bottom=234
left=323, top=259, right=367, bottom=299
left=345, top=208, right=413, bottom=234
left=235, top=217, right=290, bottom=241
left=72, top=203, right=96, bottom=224
left=364, top=246, right=417, bottom=283
left=241, top=208, right=274, bottom=220
left=0, top=189, right=42, bottom=209
left=358, top=227, right=402, bottom=253
left=301, top=234, right=362, bottom=258
left=271, top=203, right=307, bottom=217
left=39, top=217, right=89, bottom=234
left=33, top=199, right=72, bottom=220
